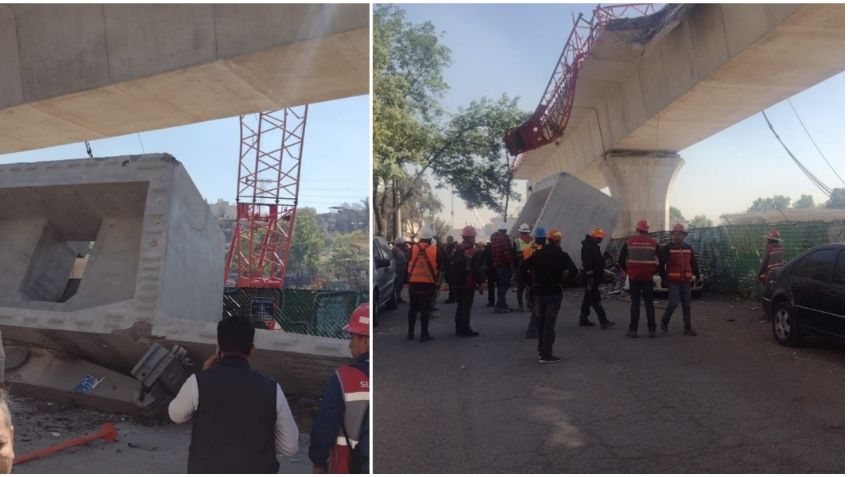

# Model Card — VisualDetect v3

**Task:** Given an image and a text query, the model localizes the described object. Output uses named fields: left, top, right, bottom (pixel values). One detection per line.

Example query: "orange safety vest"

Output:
left=765, top=243, right=785, bottom=271
left=626, top=235, right=659, bottom=281
left=666, top=246, right=693, bottom=283
left=328, top=365, right=369, bottom=473
left=408, top=243, right=438, bottom=284
left=522, top=242, right=543, bottom=261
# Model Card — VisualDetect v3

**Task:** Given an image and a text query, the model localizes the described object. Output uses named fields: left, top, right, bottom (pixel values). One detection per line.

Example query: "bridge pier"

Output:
left=601, top=152, right=684, bottom=237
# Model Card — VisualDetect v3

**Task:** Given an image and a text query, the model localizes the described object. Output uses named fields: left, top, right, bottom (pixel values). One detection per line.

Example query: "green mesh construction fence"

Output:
left=223, top=288, right=367, bottom=338
left=606, top=220, right=844, bottom=298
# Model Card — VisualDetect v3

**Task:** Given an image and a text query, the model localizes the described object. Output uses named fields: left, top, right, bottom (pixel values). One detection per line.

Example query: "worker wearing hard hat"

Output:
left=659, top=224, right=701, bottom=336
left=310, top=304, right=370, bottom=474
left=513, top=223, right=534, bottom=313
left=519, top=227, right=548, bottom=339
left=406, top=226, right=442, bottom=342
left=447, top=226, right=485, bottom=337
left=618, top=220, right=663, bottom=338
left=168, top=317, right=299, bottom=473
left=757, top=229, right=785, bottom=284
left=579, top=228, right=616, bottom=329
left=522, top=228, right=579, bottom=363
left=490, top=222, right=514, bottom=313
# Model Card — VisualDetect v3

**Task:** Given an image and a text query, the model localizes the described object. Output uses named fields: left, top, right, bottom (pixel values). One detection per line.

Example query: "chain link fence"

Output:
left=606, top=220, right=844, bottom=298
left=223, top=287, right=367, bottom=338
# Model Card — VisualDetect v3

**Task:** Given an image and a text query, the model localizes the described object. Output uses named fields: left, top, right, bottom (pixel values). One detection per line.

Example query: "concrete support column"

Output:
left=601, top=152, right=684, bottom=237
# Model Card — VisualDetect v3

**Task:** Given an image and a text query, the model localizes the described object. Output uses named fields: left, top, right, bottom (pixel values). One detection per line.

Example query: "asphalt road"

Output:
left=373, top=287, right=844, bottom=473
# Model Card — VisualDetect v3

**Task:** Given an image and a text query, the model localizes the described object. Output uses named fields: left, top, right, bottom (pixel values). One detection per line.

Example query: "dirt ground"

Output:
left=8, top=394, right=319, bottom=473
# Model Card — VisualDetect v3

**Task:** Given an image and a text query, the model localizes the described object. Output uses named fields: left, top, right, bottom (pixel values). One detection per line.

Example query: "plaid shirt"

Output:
left=490, top=231, right=513, bottom=267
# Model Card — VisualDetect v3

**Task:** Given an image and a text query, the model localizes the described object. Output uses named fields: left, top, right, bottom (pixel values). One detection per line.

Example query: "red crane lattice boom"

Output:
left=505, top=4, right=656, bottom=163
left=225, top=106, right=308, bottom=288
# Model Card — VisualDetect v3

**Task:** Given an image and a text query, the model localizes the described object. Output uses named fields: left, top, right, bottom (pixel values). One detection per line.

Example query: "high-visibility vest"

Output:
left=522, top=243, right=543, bottom=261
left=328, top=365, right=369, bottom=473
left=515, top=237, right=532, bottom=254
left=765, top=243, right=785, bottom=271
left=666, top=246, right=694, bottom=283
left=625, top=235, right=659, bottom=281
left=408, top=243, right=438, bottom=284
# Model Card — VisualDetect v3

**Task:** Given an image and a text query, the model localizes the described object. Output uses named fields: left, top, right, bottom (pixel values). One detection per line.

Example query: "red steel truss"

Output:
left=505, top=4, right=656, bottom=161
left=224, top=106, right=308, bottom=288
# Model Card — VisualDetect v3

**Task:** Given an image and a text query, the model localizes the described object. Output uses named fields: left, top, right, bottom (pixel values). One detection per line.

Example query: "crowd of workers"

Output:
left=390, top=219, right=787, bottom=364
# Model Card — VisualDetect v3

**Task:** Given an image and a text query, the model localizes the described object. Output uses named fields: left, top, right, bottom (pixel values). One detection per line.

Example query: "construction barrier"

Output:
left=223, top=288, right=367, bottom=338
left=606, top=220, right=844, bottom=298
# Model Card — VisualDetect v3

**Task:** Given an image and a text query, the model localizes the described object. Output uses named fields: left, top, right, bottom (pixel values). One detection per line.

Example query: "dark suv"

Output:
left=761, top=243, right=844, bottom=346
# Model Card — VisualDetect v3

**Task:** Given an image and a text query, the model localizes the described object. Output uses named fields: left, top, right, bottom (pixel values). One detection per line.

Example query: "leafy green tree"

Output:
left=826, top=188, right=845, bottom=209
left=689, top=214, right=713, bottom=228
left=792, top=194, right=815, bottom=209
left=748, top=195, right=791, bottom=212
left=670, top=206, right=685, bottom=223
left=321, top=232, right=368, bottom=290
left=373, top=5, right=527, bottom=238
left=288, top=208, right=325, bottom=280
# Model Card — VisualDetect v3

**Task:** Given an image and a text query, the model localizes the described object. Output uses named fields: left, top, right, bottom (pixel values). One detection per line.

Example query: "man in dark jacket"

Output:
left=522, top=228, right=579, bottom=363
left=310, top=304, right=370, bottom=473
left=168, top=317, right=299, bottom=474
left=482, top=242, right=497, bottom=306
left=443, top=235, right=458, bottom=304
left=490, top=223, right=514, bottom=313
left=448, top=226, right=485, bottom=337
left=579, top=228, right=615, bottom=330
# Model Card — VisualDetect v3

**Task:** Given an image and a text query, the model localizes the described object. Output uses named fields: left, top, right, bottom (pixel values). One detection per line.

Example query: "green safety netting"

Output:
left=223, top=288, right=367, bottom=338
left=606, top=220, right=844, bottom=298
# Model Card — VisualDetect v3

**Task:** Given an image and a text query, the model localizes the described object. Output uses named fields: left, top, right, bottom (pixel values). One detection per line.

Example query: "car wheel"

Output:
left=772, top=301, right=803, bottom=347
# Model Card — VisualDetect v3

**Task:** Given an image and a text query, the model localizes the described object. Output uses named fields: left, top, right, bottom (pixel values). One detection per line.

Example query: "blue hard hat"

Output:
left=533, top=227, right=547, bottom=239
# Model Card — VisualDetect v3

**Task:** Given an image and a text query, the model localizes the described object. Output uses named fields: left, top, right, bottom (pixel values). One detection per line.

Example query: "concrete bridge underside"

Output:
left=515, top=3, right=844, bottom=236
left=0, top=4, right=369, bottom=154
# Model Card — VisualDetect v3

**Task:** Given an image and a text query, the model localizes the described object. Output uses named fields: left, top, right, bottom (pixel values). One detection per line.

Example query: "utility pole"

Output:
left=503, top=151, right=513, bottom=223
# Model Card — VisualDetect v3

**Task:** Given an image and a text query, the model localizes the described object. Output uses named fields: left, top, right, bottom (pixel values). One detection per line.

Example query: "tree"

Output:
left=689, top=214, right=713, bottom=228
left=748, top=195, right=791, bottom=212
left=288, top=208, right=325, bottom=281
left=373, top=5, right=527, bottom=238
left=793, top=194, right=815, bottom=209
left=321, top=232, right=368, bottom=290
left=670, top=206, right=685, bottom=223
left=826, top=188, right=845, bottom=209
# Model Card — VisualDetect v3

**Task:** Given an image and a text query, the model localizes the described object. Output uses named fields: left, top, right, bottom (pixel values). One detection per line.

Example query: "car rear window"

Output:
left=796, top=248, right=838, bottom=283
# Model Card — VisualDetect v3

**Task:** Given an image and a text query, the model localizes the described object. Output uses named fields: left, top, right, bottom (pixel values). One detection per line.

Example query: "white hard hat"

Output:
left=518, top=223, right=531, bottom=233
left=419, top=226, right=434, bottom=240
left=498, top=221, right=508, bottom=231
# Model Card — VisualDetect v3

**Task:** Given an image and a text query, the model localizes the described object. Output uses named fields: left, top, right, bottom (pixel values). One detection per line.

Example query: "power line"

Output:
left=761, top=111, right=832, bottom=197
left=787, top=99, right=844, bottom=185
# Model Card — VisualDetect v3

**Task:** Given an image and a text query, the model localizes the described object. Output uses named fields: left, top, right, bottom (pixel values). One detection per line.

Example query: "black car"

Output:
left=761, top=243, right=844, bottom=346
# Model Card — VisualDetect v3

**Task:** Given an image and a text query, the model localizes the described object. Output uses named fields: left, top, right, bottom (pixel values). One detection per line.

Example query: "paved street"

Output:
left=373, top=288, right=844, bottom=473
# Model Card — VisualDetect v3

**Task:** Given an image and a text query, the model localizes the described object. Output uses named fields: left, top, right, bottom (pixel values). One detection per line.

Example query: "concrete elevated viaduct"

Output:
left=0, top=4, right=368, bottom=154
left=513, top=3, right=844, bottom=237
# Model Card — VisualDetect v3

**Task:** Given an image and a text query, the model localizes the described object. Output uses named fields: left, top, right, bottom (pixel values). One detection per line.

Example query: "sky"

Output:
left=400, top=3, right=846, bottom=229
left=0, top=95, right=370, bottom=213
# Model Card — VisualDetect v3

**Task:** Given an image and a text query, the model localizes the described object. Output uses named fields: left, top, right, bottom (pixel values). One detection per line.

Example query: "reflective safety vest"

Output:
left=765, top=243, right=785, bottom=271
left=522, top=243, right=543, bottom=261
left=666, top=246, right=694, bottom=283
left=515, top=237, right=532, bottom=254
left=328, top=365, right=369, bottom=474
left=626, top=235, right=659, bottom=281
left=408, top=243, right=438, bottom=284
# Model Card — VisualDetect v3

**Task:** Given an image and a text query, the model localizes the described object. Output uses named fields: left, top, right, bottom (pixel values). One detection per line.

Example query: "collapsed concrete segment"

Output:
left=513, top=173, right=622, bottom=261
left=0, top=155, right=351, bottom=398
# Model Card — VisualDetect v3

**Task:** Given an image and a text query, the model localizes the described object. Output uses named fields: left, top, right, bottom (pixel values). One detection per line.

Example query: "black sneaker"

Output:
left=495, top=307, right=510, bottom=314
left=626, top=330, right=637, bottom=338
left=600, top=321, right=615, bottom=330
left=538, top=355, right=562, bottom=364
left=486, top=302, right=494, bottom=307
left=661, top=321, right=669, bottom=333
left=525, top=332, right=538, bottom=339
left=407, top=334, right=415, bottom=341
left=457, top=330, right=480, bottom=338
left=683, top=327, right=697, bottom=336
left=420, top=335, right=434, bottom=342
left=579, top=320, right=596, bottom=327
left=648, top=330, right=657, bottom=338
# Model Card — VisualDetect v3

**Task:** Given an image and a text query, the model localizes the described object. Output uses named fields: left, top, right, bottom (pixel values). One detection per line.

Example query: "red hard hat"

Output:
left=343, top=303, right=370, bottom=336
left=461, top=225, right=477, bottom=237
left=765, top=229, right=782, bottom=241
left=636, top=220, right=650, bottom=232
left=672, top=223, right=688, bottom=235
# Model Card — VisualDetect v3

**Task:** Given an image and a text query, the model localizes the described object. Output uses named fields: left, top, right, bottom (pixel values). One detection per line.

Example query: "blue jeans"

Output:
left=535, top=293, right=563, bottom=358
left=661, top=282, right=692, bottom=328
left=495, top=265, right=512, bottom=309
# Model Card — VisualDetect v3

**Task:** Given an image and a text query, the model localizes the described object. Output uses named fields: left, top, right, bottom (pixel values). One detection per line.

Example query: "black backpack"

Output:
left=447, top=246, right=475, bottom=286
